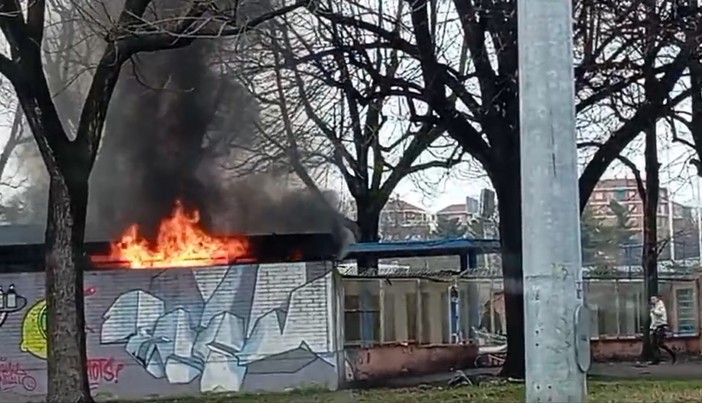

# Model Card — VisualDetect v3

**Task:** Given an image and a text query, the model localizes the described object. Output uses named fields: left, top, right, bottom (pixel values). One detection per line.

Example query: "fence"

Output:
left=341, top=274, right=700, bottom=347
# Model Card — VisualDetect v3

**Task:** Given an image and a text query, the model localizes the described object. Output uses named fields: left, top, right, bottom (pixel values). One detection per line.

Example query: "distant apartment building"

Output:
left=435, top=196, right=481, bottom=225
left=586, top=178, right=699, bottom=261
left=379, top=198, right=433, bottom=241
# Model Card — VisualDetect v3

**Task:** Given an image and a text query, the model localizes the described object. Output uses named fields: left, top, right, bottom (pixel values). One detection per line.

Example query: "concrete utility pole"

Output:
left=517, top=0, right=590, bottom=400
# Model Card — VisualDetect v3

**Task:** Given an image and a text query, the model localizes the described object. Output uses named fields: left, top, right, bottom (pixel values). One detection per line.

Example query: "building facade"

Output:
left=379, top=199, right=433, bottom=241
left=587, top=178, right=699, bottom=261
left=0, top=262, right=342, bottom=401
left=435, top=196, right=480, bottom=226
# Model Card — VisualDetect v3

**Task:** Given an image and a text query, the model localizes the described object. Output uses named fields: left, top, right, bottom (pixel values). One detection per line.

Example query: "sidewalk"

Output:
left=591, top=360, right=702, bottom=379
left=372, top=360, right=702, bottom=389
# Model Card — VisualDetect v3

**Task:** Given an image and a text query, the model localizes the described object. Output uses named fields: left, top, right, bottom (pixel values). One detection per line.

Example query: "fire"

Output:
left=94, top=200, right=249, bottom=269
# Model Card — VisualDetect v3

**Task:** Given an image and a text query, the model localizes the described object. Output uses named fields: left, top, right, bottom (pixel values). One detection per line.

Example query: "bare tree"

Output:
left=0, top=104, right=32, bottom=219
left=306, top=0, right=696, bottom=377
left=0, top=1, right=310, bottom=401
left=665, top=1, right=702, bottom=165
left=238, top=4, right=464, bottom=262
left=0, top=104, right=29, bottom=182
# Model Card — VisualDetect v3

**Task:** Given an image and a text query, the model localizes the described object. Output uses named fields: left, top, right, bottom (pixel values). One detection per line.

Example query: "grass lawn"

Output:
left=117, top=379, right=702, bottom=402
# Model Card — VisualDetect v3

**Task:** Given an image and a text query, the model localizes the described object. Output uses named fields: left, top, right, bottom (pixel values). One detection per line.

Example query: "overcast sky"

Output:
left=4, top=129, right=700, bottom=215
left=324, top=133, right=702, bottom=213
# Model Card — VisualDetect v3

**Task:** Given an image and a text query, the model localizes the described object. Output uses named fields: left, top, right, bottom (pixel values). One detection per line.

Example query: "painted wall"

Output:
left=0, top=262, right=339, bottom=402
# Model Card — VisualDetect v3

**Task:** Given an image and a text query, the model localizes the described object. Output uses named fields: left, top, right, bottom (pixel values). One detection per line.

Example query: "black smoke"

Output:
left=87, top=40, right=353, bottom=256
left=8, top=1, right=355, bottom=257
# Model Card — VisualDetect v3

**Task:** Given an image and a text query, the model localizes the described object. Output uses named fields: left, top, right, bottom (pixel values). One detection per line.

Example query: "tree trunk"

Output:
left=494, top=169, right=525, bottom=378
left=356, top=201, right=381, bottom=274
left=640, top=122, right=660, bottom=362
left=639, top=2, right=660, bottom=360
left=44, top=167, right=92, bottom=403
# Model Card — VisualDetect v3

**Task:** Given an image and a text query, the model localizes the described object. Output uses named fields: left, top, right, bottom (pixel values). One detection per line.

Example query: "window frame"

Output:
left=673, top=284, right=699, bottom=337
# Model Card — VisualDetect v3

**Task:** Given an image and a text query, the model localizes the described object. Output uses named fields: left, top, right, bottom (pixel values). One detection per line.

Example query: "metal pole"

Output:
left=518, top=0, right=589, bottom=400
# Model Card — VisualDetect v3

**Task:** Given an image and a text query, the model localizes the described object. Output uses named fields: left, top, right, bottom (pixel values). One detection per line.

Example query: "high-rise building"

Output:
left=586, top=178, right=699, bottom=261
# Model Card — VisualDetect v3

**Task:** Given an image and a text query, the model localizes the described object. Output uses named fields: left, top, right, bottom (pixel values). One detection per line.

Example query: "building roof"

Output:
left=436, top=203, right=467, bottom=215
left=384, top=199, right=425, bottom=213
left=344, top=238, right=500, bottom=260
left=341, top=268, right=459, bottom=280
left=595, top=178, right=641, bottom=189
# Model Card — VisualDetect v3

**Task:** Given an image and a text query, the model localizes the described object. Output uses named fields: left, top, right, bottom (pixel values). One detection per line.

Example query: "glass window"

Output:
left=344, top=295, right=361, bottom=343
left=675, top=287, right=697, bottom=336
left=619, top=282, right=643, bottom=335
left=343, top=282, right=380, bottom=346
left=586, top=281, right=619, bottom=336
left=615, top=189, right=627, bottom=201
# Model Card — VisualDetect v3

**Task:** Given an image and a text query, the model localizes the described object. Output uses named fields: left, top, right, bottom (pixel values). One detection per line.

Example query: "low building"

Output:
left=0, top=239, right=345, bottom=401
left=341, top=265, right=702, bottom=373
left=379, top=199, right=433, bottom=241
left=435, top=196, right=481, bottom=226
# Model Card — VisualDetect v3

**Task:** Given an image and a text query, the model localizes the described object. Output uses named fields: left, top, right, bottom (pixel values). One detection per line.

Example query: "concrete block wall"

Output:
left=0, top=261, right=339, bottom=402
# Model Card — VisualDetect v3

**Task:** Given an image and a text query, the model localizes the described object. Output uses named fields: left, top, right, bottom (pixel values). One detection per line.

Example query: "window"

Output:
left=584, top=280, right=698, bottom=339
left=586, top=281, right=619, bottom=336
left=406, top=293, right=417, bottom=341
left=421, top=292, right=431, bottom=343
left=382, top=290, right=396, bottom=342
left=618, top=282, right=642, bottom=335
left=441, top=289, right=449, bottom=343
left=344, top=289, right=380, bottom=345
left=614, top=189, right=627, bottom=201
left=675, top=287, right=697, bottom=336
left=344, top=295, right=362, bottom=342
left=587, top=280, right=643, bottom=338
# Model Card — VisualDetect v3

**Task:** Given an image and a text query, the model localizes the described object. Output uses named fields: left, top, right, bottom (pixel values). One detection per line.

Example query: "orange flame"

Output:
left=93, top=200, right=249, bottom=269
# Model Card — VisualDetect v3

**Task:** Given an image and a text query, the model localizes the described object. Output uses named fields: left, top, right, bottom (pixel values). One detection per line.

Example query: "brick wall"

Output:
left=0, top=262, right=340, bottom=402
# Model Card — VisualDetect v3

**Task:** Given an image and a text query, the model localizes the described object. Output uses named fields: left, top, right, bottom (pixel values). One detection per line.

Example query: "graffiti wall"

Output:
left=0, top=262, right=340, bottom=402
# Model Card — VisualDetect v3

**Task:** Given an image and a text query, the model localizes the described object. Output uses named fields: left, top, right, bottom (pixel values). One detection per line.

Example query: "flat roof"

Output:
left=344, top=238, right=500, bottom=259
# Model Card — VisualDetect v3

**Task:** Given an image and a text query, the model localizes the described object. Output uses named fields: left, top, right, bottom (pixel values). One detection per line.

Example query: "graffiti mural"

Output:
left=100, top=263, right=338, bottom=392
left=0, top=262, right=339, bottom=402
left=0, top=284, right=26, bottom=328
left=20, top=287, right=97, bottom=360
left=0, top=357, right=37, bottom=392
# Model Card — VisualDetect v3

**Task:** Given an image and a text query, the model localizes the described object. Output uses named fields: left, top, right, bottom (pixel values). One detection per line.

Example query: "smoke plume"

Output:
left=88, top=41, right=352, bottom=255
left=7, top=1, right=355, bottom=257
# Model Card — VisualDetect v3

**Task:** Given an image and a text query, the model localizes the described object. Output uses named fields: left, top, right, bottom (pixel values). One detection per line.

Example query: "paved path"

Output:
left=377, top=360, right=702, bottom=388
left=591, top=361, right=702, bottom=379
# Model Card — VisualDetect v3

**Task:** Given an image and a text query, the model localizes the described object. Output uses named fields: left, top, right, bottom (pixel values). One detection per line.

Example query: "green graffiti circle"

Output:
left=38, top=302, right=47, bottom=340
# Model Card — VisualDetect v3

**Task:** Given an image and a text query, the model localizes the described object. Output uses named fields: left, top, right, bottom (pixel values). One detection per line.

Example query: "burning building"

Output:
left=0, top=7, right=359, bottom=399
left=0, top=214, right=347, bottom=400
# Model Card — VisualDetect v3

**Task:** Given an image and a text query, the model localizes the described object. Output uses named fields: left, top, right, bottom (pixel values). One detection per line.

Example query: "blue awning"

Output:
left=344, top=238, right=500, bottom=259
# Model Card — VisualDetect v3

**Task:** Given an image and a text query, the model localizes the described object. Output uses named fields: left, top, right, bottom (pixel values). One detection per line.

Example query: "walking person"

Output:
left=649, top=295, right=676, bottom=364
